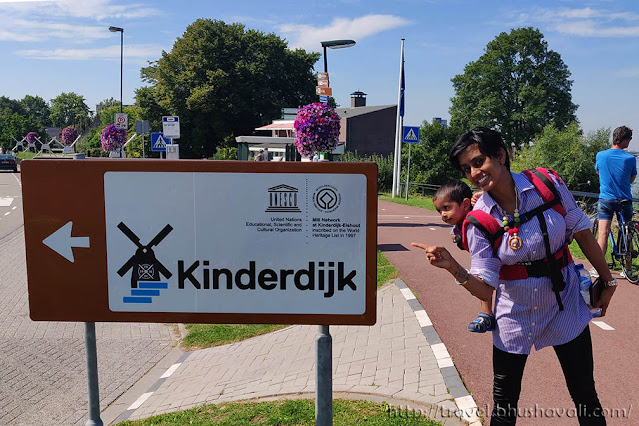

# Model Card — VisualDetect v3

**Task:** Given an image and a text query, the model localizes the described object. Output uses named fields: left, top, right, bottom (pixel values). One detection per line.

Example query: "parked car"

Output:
left=0, top=154, right=18, bottom=173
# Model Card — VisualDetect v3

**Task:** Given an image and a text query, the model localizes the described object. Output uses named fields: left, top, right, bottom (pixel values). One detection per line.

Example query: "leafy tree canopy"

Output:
left=450, top=27, right=578, bottom=148
left=49, top=92, right=91, bottom=130
left=96, top=97, right=121, bottom=113
left=136, top=19, right=320, bottom=158
left=20, top=95, right=51, bottom=127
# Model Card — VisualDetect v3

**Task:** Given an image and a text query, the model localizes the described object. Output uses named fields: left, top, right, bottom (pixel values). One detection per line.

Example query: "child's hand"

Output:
left=471, top=191, right=484, bottom=207
left=411, top=242, right=456, bottom=271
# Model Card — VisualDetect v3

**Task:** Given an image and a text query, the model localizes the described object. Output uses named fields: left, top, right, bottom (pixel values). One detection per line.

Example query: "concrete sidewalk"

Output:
left=114, top=280, right=481, bottom=425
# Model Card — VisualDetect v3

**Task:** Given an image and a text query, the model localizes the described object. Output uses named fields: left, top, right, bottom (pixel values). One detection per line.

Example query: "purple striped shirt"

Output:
left=468, top=171, right=593, bottom=354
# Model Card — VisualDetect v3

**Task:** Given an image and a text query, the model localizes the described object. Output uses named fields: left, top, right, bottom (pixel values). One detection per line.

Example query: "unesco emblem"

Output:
left=313, top=185, right=341, bottom=213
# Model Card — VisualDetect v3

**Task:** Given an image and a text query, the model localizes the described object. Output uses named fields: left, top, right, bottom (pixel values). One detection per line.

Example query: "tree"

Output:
left=137, top=19, right=320, bottom=158
left=450, top=27, right=577, bottom=148
left=49, top=92, right=91, bottom=130
left=20, top=95, right=51, bottom=128
left=0, top=96, right=45, bottom=151
left=510, top=123, right=609, bottom=192
left=96, top=97, right=121, bottom=113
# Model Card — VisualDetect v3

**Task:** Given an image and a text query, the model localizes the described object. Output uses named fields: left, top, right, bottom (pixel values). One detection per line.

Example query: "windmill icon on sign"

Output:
left=117, top=222, right=173, bottom=290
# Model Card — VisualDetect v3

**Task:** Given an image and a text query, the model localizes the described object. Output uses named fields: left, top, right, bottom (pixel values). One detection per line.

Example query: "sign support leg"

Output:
left=84, top=322, right=103, bottom=426
left=315, top=325, right=332, bottom=426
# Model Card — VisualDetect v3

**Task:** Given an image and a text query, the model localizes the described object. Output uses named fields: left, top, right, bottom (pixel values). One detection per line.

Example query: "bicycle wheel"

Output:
left=622, top=223, right=639, bottom=284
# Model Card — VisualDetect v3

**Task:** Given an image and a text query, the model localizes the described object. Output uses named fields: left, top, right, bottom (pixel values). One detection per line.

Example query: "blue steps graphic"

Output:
left=123, top=282, right=168, bottom=304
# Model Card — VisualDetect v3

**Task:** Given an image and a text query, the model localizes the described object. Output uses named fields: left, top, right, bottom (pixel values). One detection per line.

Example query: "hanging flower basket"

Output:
left=294, top=103, right=341, bottom=157
left=26, top=132, right=39, bottom=144
left=100, top=124, right=127, bottom=152
left=61, top=126, right=79, bottom=146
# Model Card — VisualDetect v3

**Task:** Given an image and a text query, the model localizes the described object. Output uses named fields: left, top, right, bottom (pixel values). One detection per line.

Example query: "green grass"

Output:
left=377, top=250, right=398, bottom=288
left=378, top=193, right=435, bottom=210
left=116, top=398, right=443, bottom=425
left=181, top=323, right=289, bottom=350
left=16, top=151, right=37, bottom=159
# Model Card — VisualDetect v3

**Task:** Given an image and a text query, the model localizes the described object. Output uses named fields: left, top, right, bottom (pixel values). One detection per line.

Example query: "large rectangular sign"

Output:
left=316, top=87, right=332, bottom=96
left=22, top=160, right=377, bottom=325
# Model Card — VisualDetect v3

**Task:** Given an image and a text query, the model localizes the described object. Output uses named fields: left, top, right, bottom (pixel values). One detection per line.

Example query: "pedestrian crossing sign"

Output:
left=151, top=133, right=168, bottom=152
left=402, top=126, right=420, bottom=143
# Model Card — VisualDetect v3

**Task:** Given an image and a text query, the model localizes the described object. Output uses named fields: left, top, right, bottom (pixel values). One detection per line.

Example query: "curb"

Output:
left=394, top=278, right=482, bottom=426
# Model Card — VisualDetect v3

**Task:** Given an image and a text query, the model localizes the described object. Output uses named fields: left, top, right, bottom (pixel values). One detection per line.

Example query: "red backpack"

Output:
left=454, top=168, right=571, bottom=310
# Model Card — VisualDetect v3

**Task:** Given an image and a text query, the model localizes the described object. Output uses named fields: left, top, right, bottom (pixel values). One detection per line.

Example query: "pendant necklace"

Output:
left=502, top=183, right=523, bottom=251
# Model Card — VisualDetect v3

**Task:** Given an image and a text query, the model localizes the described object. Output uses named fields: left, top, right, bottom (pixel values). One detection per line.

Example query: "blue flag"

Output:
left=399, top=60, right=405, bottom=117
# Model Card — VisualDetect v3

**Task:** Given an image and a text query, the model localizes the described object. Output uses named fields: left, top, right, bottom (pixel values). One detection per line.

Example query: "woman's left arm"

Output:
left=573, top=229, right=616, bottom=316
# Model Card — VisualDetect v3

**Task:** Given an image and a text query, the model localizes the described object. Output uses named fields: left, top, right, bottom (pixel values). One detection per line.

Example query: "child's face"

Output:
left=433, top=195, right=471, bottom=226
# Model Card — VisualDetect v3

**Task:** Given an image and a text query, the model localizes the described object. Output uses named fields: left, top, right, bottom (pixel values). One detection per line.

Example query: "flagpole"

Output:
left=392, top=39, right=405, bottom=198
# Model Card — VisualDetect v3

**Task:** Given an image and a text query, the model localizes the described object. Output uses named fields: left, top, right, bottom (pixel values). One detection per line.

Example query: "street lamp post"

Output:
left=316, top=38, right=355, bottom=426
left=320, top=39, right=356, bottom=74
left=109, top=26, right=124, bottom=113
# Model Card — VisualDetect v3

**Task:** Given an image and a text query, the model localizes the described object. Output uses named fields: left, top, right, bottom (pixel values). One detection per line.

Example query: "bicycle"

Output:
left=590, top=201, right=639, bottom=284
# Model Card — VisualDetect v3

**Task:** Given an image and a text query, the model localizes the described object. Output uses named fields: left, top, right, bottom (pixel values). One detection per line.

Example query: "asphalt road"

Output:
left=378, top=199, right=638, bottom=425
left=0, top=168, right=178, bottom=425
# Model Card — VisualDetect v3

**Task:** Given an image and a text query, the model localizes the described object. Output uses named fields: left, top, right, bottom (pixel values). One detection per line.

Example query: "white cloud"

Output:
left=510, top=6, right=639, bottom=38
left=0, top=0, right=159, bottom=23
left=17, top=43, right=162, bottom=61
left=278, top=14, right=410, bottom=51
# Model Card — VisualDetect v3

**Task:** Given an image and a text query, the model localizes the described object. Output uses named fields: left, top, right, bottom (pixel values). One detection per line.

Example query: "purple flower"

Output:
left=294, top=103, right=341, bottom=157
left=61, top=126, right=79, bottom=146
left=100, top=124, right=127, bottom=151
left=26, top=132, right=39, bottom=144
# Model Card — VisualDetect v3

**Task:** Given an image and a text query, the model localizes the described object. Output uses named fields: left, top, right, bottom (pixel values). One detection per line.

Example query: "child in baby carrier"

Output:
left=433, top=181, right=495, bottom=333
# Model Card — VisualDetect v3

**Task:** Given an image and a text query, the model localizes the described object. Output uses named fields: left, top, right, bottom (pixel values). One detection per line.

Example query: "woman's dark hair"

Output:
left=448, top=127, right=510, bottom=171
left=612, top=126, right=632, bottom=146
left=433, top=180, right=472, bottom=205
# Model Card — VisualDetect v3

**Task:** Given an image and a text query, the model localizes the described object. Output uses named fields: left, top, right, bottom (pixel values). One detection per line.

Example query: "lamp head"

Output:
left=321, top=39, right=356, bottom=49
left=109, top=26, right=124, bottom=33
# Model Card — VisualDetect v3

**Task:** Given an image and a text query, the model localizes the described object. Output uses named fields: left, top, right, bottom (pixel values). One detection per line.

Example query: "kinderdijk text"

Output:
left=177, top=260, right=357, bottom=298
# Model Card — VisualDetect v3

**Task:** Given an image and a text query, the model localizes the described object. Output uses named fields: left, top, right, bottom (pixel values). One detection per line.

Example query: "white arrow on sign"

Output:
left=42, top=221, right=90, bottom=263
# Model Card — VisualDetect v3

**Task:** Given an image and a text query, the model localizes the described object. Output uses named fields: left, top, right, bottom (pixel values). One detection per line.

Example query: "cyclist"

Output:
left=594, top=125, right=636, bottom=277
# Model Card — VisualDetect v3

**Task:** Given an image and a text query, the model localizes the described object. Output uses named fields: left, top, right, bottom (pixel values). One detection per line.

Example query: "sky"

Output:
left=2, top=0, right=639, bottom=149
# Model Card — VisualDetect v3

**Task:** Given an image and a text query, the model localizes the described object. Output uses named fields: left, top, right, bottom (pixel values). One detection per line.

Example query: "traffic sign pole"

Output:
left=405, top=143, right=411, bottom=200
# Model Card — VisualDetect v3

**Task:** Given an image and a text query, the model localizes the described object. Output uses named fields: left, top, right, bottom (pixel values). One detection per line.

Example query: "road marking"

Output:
left=12, top=206, right=16, bottom=210
left=0, top=197, right=13, bottom=206
left=127, top=392, right=153, bottom=410
left=429, top=227, right=436, bottom=230
left=4, top=212, right=10, bottom=216
left=415, top=309, right=432, bottom=327
left=399, top=287, right=416, bottom=300
left=592, top=321, right=614, bottom=330
left=160, top=362, right=182, bottom=378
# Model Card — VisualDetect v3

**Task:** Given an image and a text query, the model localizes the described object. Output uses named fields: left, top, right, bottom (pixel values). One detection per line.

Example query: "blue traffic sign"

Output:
left=319, top=95, right=329, bottom=103
left=402, top=126, right=420, bottom=143
left=151, top=132, right=168, bottom=152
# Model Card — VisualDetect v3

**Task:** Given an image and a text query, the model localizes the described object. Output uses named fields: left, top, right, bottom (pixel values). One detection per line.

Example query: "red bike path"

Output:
left=378, top=200, right=639, bottom=425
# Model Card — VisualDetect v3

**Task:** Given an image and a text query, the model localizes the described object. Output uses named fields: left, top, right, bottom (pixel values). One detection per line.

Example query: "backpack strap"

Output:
left=521, top=168, right=566, bottom=216
left=460, top=210, right=504, bottom=252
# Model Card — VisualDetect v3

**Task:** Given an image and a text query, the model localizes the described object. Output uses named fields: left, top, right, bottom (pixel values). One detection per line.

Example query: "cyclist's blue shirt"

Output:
left=595, top=148, right=637, bottom=200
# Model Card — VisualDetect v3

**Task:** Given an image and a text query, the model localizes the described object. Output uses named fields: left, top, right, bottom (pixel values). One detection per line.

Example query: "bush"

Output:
left=510, top=123, right=609, bottom=192
left=86, top=147, right=109, bottom=157
left=211, top=147, right=237, bottom=160
left=341, top=151, right=392, bottom=192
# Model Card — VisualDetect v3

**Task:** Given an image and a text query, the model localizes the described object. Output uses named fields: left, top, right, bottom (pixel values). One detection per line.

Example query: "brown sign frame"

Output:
left=22, top=159, right=377, bottom=325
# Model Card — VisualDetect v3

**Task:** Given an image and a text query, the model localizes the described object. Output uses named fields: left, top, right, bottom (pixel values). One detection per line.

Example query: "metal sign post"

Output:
left=402, top=126, right=420, bottom=200
left=316, top=325, right=332, bottom=425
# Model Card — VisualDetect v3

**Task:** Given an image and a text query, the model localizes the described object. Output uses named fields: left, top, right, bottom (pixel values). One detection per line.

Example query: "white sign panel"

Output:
left=162, top=116, right=180, bottom=138
left=104, top=172, right=366, bottom=314
left=166, top=144, right=179, bottom=159
left=114, top=113, right=128, bottom=129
